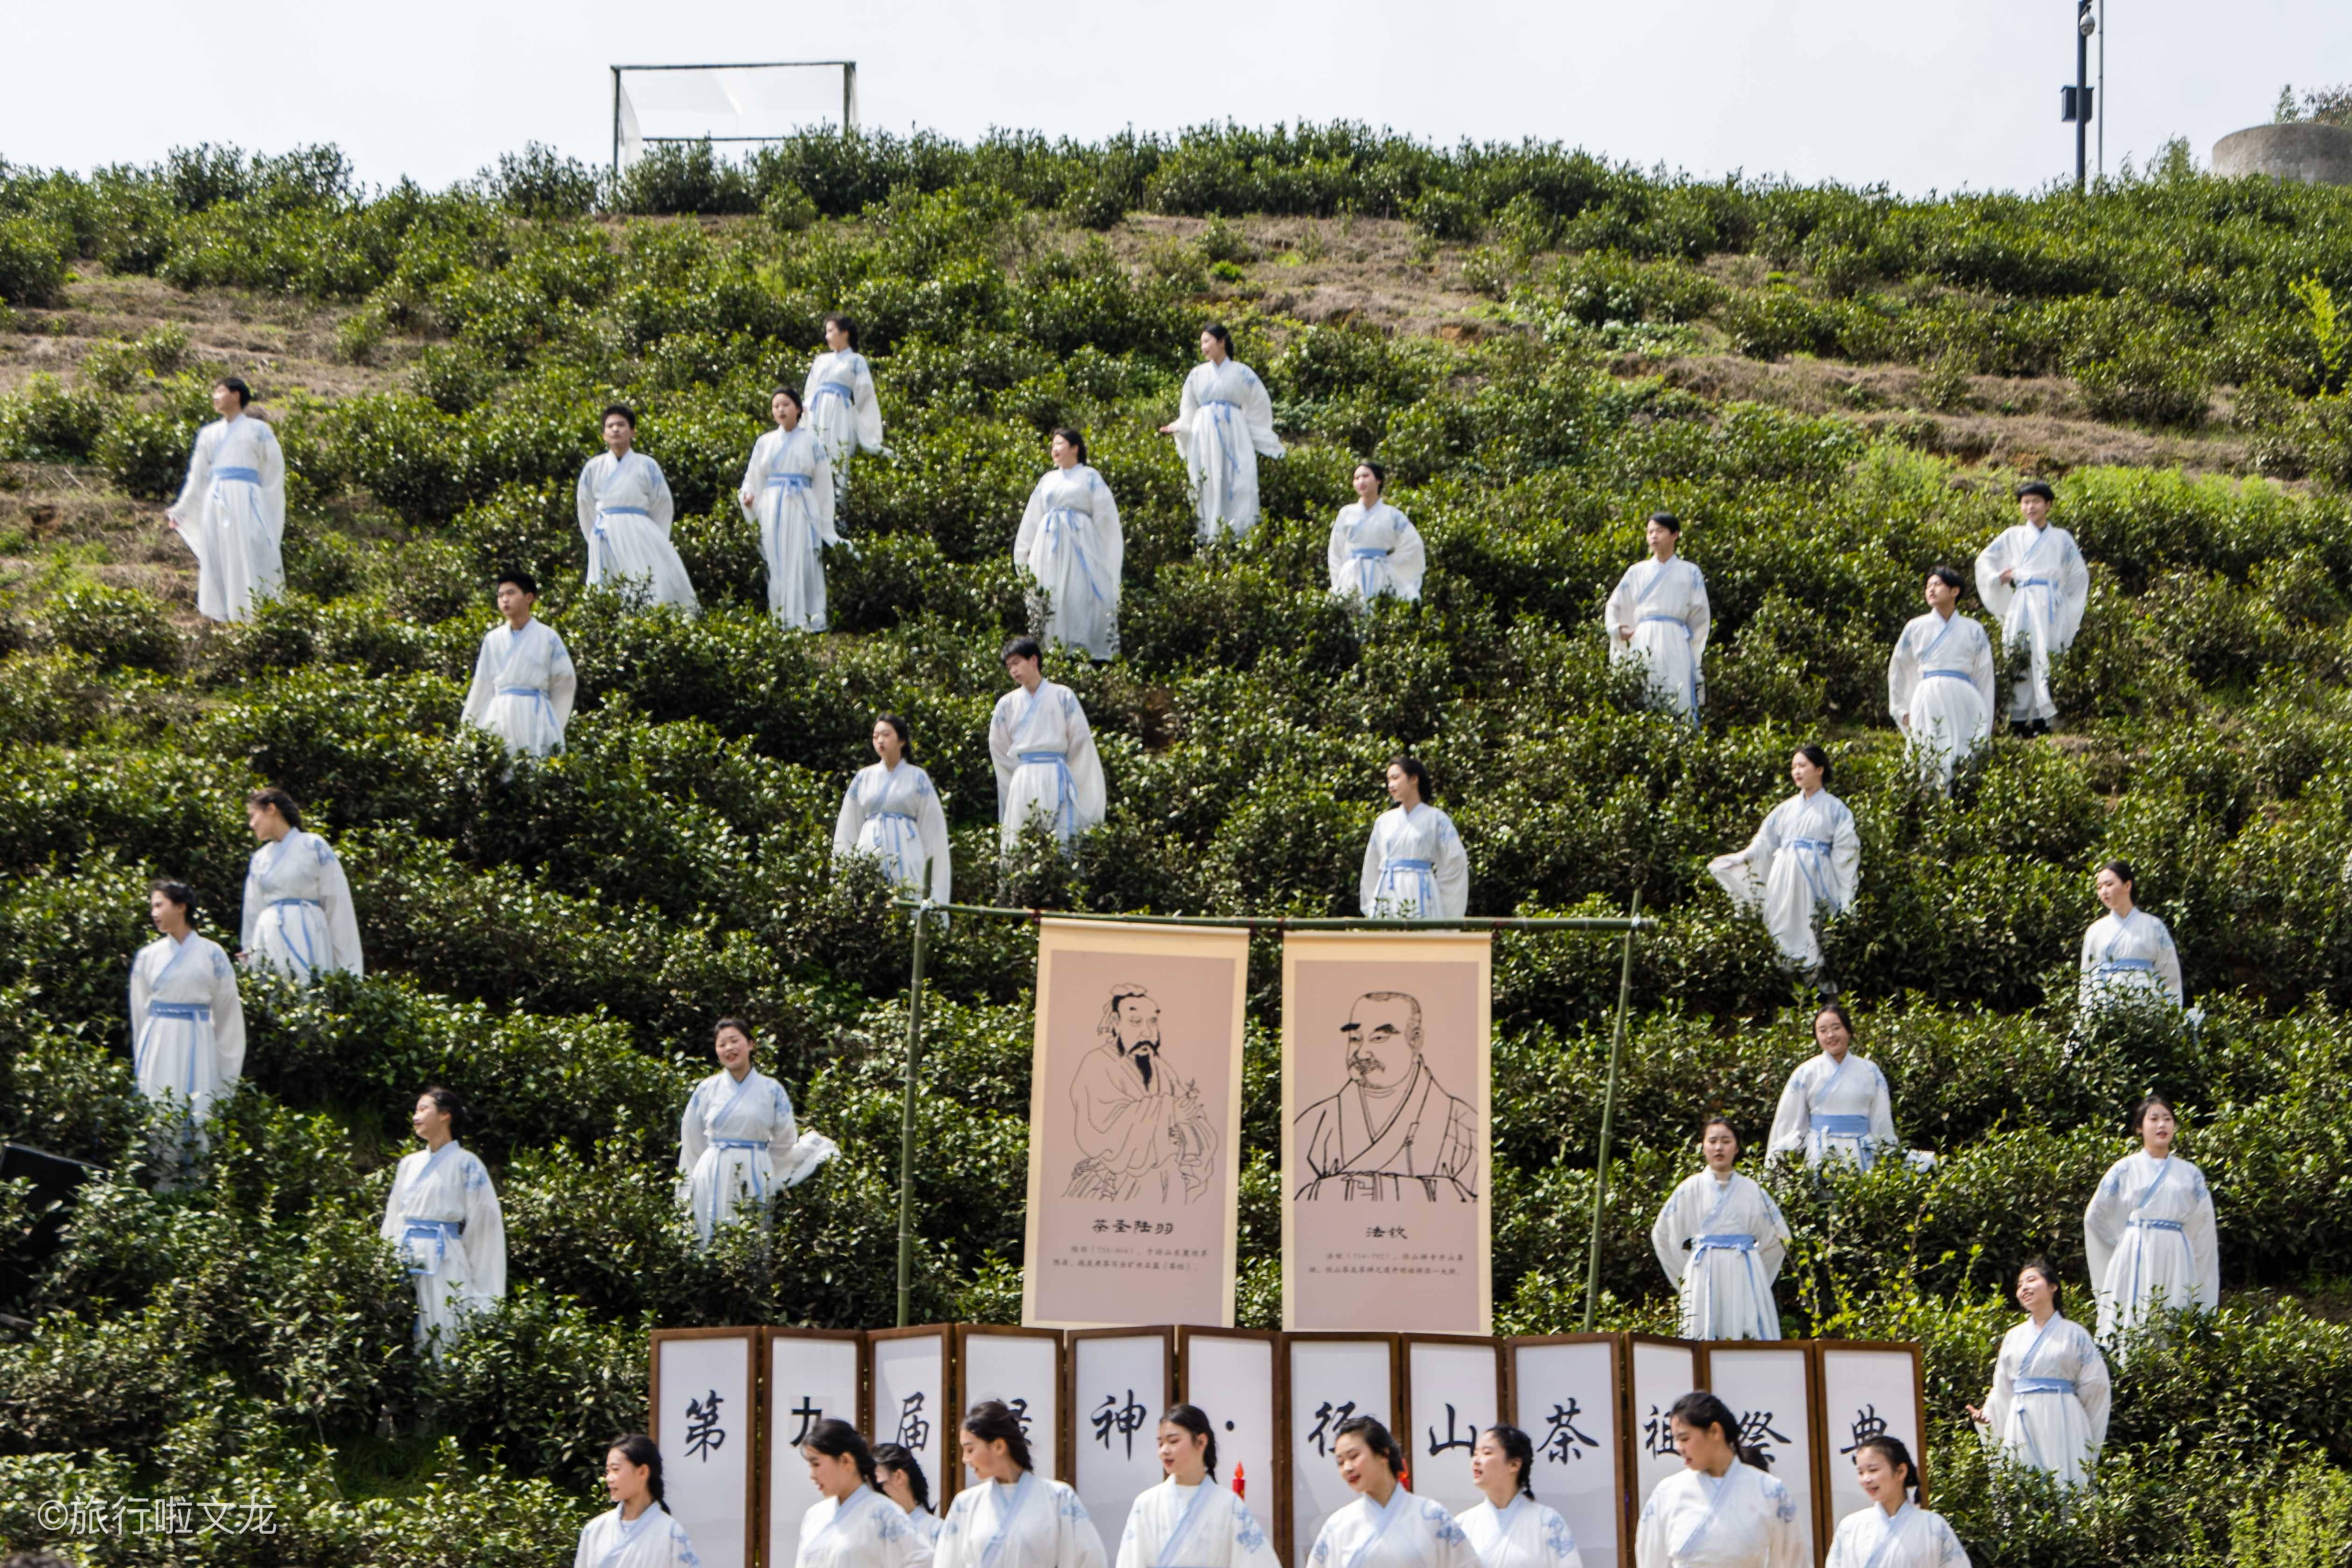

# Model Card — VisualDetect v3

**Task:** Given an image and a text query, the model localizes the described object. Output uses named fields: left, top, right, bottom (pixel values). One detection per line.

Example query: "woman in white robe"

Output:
left=805, top=313, right=885, bottom=508
left=739, top=386, right=843, bottom=630
left=1651, top=1119, right=1790, bottom=1341
left=129, top=880, right=246, bottom=1130
left=240, top=788, right=362, bottom=983
left=1458, top=1424, right=1583, bottom=1568
left=578, top=1434, right=702, bottom=1568
left=380, top=1086, right=507, bottom=1356
left=2084, top=1095, right=2220, bottom=1345
left=875, top=1443, right=943, bottom=1548
left=1360, top=756, right=1469, bottom=919
left=1633, top=1394, right=1800, bottom=1568
left=577, top=404, right=699, bottom=610
left=461, top=570, right=578, bottom=760
left=1708, top=745, right=1861, bottom=972
left=799, top=1420, right=934, bottom=1568
left=1824, top=1437, right=1968, bottom=1568
left=165, top=376, right=284, bottom=623
left=677, top=1018, right=838, bottom=1246
left=1116, top=1405, right=1279, bottom=1568
left=1328, top=461, right=1425, bottom=607
left=1765, top=1003, right=1896, bottom=1172
left=1161, top=326, right=1283, bottom=543
left=835, top=715, right=954, bottom=906
left=989, top=638, right=1108, bottom=852
left=1887, top=566, right=1997, bottom=790
left=1306, top=1417, right=1481, bottom=1568
left=2077, top=859, right=2184, bottom=1011
left=935, top=1400, right=1108, bottom=1568
left=1966, top=1258, right=2109, bottom=1489
left=1015, top=429, right=1124, bottom=662
left=1604, top=513, right=1710, bottom=720
left=1972, top=481, right=2088, bottom=736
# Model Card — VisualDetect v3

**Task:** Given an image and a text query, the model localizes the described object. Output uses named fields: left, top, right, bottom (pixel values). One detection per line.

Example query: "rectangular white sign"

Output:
left=654, top=1332, right=755, bottom=1568
left=1509, top=1340, right=1622, bottom=1568
left=1071, top=1333, right=1171, bottom=1552
left=961, top=1330, right=1063, bottom=1487
left=1179, top=1332, right=1279, bottom=1548
left=873, top=1331, right=952, bottom=1505
left=1705, top=1345, right=1820, bottom=1564
left=1288, top=1337, right=1393, bottom=1561
left=1817, top=1344, right=1926, bottom=1525
left=1627, top=1339, right=1698, bottom=1517
left=768, top=1334, right=865, bottom=1568
left=1405, top=1339, right=1499, bottom=1517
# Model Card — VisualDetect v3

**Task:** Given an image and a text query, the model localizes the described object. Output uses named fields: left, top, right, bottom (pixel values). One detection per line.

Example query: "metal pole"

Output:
left=2074, top=2, right=2090, bottom=191
left=611, top=67, right=622, bottom=180
left=1581, top=892, right=1642, bottom=1332
left=844, top=62, right=857, bottom=134
left=893, top=901, right=932, bottom=1328
left=2096, top=0, right=2105, bottom=183
left=890, top=897, right=1649, bottom=936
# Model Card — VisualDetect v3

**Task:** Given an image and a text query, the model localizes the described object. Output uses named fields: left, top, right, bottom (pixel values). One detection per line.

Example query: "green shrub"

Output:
left=0, top=372, right=113, bottom=461
left=0, top=211, right=70, bottom=305
left=38, top=581, right=178, bottom=671
left=93, top=397, right=202, bottom=499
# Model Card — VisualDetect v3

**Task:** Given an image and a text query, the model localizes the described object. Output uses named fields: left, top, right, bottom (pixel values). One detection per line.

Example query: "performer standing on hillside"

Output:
left=1306, top=1416, right=1481, bottom=1568
left=165, top=376, right=285, bottom=623
left=1328, top=461, right=1425, bottom=607
left=1822, top=1437, right=1968, bottom=1568
left=240, top=787, right=362, bottom=982
left=1015, top=428, right=1124, bottom=662
left=1974, top=480, right=2088, bottom=737
left=834, top=715, right=953, bottom=906
left=1966, top=1257, right=2109, bottom=1489
left=130, top=879, right=245, bottom=1142
left=2084, top=1095, right=2219, bottom=1349
left=797, top=1419, right=934, bottom=1568
left=1707, top=745, right=1861, bottom=975
left=1360, top=756, right=1469, bottom=919
left=577, top=404, right=699, bottom=611
left=1161, top=325, right=1283, bottom=542
left=739, top=385, right=843, bottom=631
left=1115, top=1405, right=1279, bottom=1568
left=1604, top=513, right=1710, bottom=720
left=676, top=1017, right=838, bottom=1247
left=1886, top=566, right=1996, bottom=789
left=2077, top=859, right=2184, bottom=1011
left=874, top=1444, right=943, bottom=1547
left=934, top=1401, right=1108, bottom=1568
left=990, top=637, right=1108, bottom=853
left=1765, top=1003, right=1896, bottom=1172
left=380, top=1086, right=506, bottom=1359
left=1652, top=1119, right=1791, bottom=1340
left=1458, top=1424, right=1584, bottom=1568
left=805, top=313, right=885, bottom=509
left=1633, top=1393, right=1801, bottom=1568
left=460, top=569, right=577, bottom=759
left=576, top=1434, right=702, bottom=1568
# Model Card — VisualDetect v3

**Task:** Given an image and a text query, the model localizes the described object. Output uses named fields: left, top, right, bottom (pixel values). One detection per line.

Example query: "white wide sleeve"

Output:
left=1970, top=620, right=1997, bottom=713
left=855, top=357, right=885, bottom=451
left=1887, top=626, right=1918, bottom=726
left=319, top=842, right=364, bottom=976
left=258, top=424, right=287, bottom=546
left=1243, top=369, right=1283, bottom=457
left=381, top=1158, right=409, bottom=1246
left=1092, top=472, right=1125, bottom=585
left=2054, top=535, right=2090, bottom=646
left=1632, top=1491, right=1670, bottom=1568
left=463, top=1159, right=508, bottom=1301
left=835, top=776, right=869, bottom=858
left=1976, top=1340, right=2015, bottom=1446
left=1428, top=1504, right=1482, bottom=1568
left=167, top=424, right=213, bottom=528
left=2076, top=1338, right=2111, bottom=1454
left=2156, top=923, right=2184, bottom=1005
left=1359, top=823, right=1386, bottom=917
left=240, top=857, right=262, bottom=958
left=918, top=776, right=954, bottom=905
left=813, top=446, right=840, bottom=543
left=1229, top=1496, right=1280, bottom=1568
left=1435, top=812, right=1470, bottom=919
left=648, top=460, right=675, bottom=536
left=211, top=947, right=247, bottom=1086
left=803, top=357, right=826, bottom=410
left=990, top=700, right=1016, bottom=808
left=1685, top=566, right=1712, bottom=679
left=2082, top=1160, right=2128, bottom=1313
left=1926, top=1515, right=1970, bottom=1568
left=1765, top=1065, right=1810, bottom=1164
left=128, top=949, right=151, bottom=1041
left=1651, top=1182, right=1690, bottom=1287
left=2188, top=1173, right=2222, bottom=1311
left=461, top=634, right=496, bottom=730
left=1869, top=1066, right=1897, bottom=1151
left=1327, top=512, right=1354, bottom=597
left=1172, top=366, right=1202, bottom=461
left=677, top=1082, right=709, bottom=1178
left=2077, top=925, right=2102, bottom=1009
left=576, top=459, right=599, bottom=546
left=1014, top=476, right=1050, bottom=572
left=1762, top=1481, right=1803, bottom=1568
left=1974, top=533, right=2015, bottom=625
left=1065, top=694, right=1108, bottom=827
left=1708, top=804, right=1782, bottom=910
left=1056, top=1484, right=1111, bottom=1568
left=1603, top=567, right=1636, bottom=644
left=739, top=436, right=769, bottom=520
left=767, top=1078, right=802, bottom=1166
left=1828, top=806, right=1862, bottom=913
left=1823, top=1514, right=1865, bottom=1568
left=1388, top=519, right=1428, bottom=602
left=547, top=632, right=578, bottom=732
left=1755, top=1186, right=1791, bottom=1281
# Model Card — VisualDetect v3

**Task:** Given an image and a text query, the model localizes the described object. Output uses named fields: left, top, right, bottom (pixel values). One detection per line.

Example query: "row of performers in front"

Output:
left=579, top=1394, right=1960, bottom=1568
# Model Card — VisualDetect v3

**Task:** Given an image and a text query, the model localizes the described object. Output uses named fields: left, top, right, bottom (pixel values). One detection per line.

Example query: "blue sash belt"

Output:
left=2128, top=1217, right=2183, bottom=1232
left=1921, top=669, right=1974, bottom=682
left=402, top=1218, right=464, bottom=1278
left=2098, top=958, right=2155, bottom=973
left=1350, top=548, right=1388, bottom=559
left=270, top=898, right=321, bottom=911
left=1017, top=752, right=1076, bottom=837
left=1380, top=856, right=1439, bottom=913
left=716, top=1138, right=765, bottom=1149
left=2016, top=1377, right=2076, bottom=1395
left=149, top=1001, right=210, bottom=1021
left=1816, top=1114, right=1872, bottom=1136
left=1639, top=613, right=1690, bottom=633
left=814, top=382, right=854, bottom=402
left=1693, top=1233, right=1756, bottom=1253
left=766, top=473, right=813, bottom=489
left=214, top=466, right=262, bottom=483
left=600, top=505, right=651, bottom=517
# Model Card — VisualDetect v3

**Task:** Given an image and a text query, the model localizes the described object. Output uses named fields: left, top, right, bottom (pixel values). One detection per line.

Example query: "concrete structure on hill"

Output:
left=2212, top=123, right=2352, bottom=185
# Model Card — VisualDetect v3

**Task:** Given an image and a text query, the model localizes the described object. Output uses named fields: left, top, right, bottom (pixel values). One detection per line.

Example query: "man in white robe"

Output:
left=576, top=404, right=699, bottom=610
left=1603, top=513, right=1710, bottom=720
left=1973, top=480, right=2088, bottom=736
left=461, top=570, right=578, bottom=760
left=1886, top=566, right=1997, bottom=790
left=989, top=638, right=1108, bottom=853
left=1293, top=992, right=1478, bottom=1202
left=164, top=376, right=285, bottom=623
left=129, top=880, right=246, bottom=1143
left=1064, top=985, right=1218, bottom=1203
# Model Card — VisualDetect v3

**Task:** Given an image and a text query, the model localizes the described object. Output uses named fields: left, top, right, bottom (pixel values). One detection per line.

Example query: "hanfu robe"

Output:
left=1973, top=523, right=2088, bottom=725
left=129, top=931, right=246, bottom=1125
left=241, top=829, right=363, bottom=983
left=577, top=449, right=699, bottom=610
left=1766, top=1052, right=1896, bottom=1172
left=1886, top=610, right=1996, bottom=788
left=1016, top=465, right=1124, bottom=661
left=1293, top=1057, right=1478, bottom=1203
left=2077, top=909, right=2183, bottom=1011
left=461, top=616, right=577, bottom=759
left=1634, top=1464, right=1801, bottom=1568
left=1172, top=359, right=1283, bottom=542
left=1067, top=1037, right=1220, bottom=1203
left=1651, top=1171, right=1790, bottom=1341
left=1604, top=555, right=1711, bottom=718
left=1328, top=502, right=1425, bottom=607
left=739, top=424, right=841, bottom=630
left=576, top=1505, right=703, bottom=1568
left=800, top=1485, right=934, bottom=1568
left=1459, top=1495, right=1585, bottom=1568
left=834, top=761, right=953, bottom=905
left=906, top=1509, right=943, bottom=1548
left=935, top=1473, right=1108, bottom=1568
left=1975, top=1313, right=2108, bottom=1488
left=1360, top=802, right=1470, bottom=919
left=1708, top=790, right=1861, bottom=970
left=804, top=348, right=885, bottom=505
left=989, top=679, right=1108, bottom=851
left=676, top=1067, right=839, bottom=1246
left=2084, top=1150, right=2220, bottom=1342
left=379, top=1138, right=506, bottom=1355
left=1115, top=1477, right=1279, bottom=1568
left=1307, top=1490, right=1481, bottom=1568
left=167, top=412, right=285, bottom=622
left=1823, top=1505, right=1968, bottom=1568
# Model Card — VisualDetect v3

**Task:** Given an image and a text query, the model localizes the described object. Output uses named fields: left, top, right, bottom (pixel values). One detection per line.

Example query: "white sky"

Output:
left=6, top=0, right=2346, bottom=197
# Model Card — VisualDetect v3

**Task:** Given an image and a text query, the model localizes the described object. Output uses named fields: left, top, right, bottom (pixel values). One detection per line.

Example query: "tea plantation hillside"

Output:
left=5, top=129, right=2352, bottom=1565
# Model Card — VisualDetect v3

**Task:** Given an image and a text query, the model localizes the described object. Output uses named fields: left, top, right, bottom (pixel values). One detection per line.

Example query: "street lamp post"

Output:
left=2062, top=0, right=2097, bottom=190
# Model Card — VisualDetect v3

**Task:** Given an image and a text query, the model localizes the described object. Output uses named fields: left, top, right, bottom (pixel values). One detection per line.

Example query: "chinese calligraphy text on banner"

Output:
left=651, top=1327, right=759, bottom=1568
left=1700, top=1342, right=1825, bottom=1562
left=870, top=1326, right=952, bottom=1511
left=956, top=1325, right=1063, bottom=1490
left=1627, top=1334, right=1699, bottom=1526
left=1024, top=920, right=1249, bottom=1329
left=1280, top=933, right=1492, bottom=1334
left=765, top=1329, right=867, bottom=1568
left=1176, top=1327, right=1281, bottom=1559
left=1284, top=1333, right=1395, bottom=1563
left=1068, top=1328, right=1174, bottom=1554
left=1815, top=1341, right=1929, bottom=1521
left=1400, top=1335, right=1501, bottom=1517
left=1505, top=1336, right=1625, bottom=1568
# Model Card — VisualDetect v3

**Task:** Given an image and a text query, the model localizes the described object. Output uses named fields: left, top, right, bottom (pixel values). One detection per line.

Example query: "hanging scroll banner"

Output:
left=1814, top=1340, right=1928, bottom=1521
left=870, top=1326, right=954, bottom=1507
left=650, top=1327, right=760, bottom=1568
left=1700, top=1341, right=1826, bottom=1564
left=1280, top=932, right=1492, bottom=1334
left=765, top=1328, right=869, bottom=1568
left=1024, top=919, right=1250, bottom=1329
left=1505, top=1334, right=1629, bottom=1568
